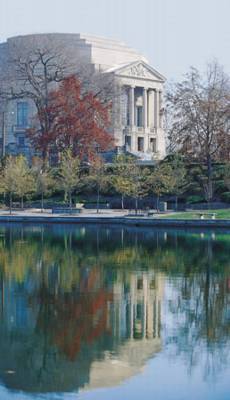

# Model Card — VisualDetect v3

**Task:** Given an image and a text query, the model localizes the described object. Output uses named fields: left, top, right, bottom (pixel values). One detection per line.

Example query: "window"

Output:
left=18, top=136, right=25, bottom=146
left=127, top=110, right=130, bottom=126
left=136, top=106, right=143, bottom=127
left=136, top=303, right=143, bottom=319
left=137, top=278, right=143, bottom=290
left=125, top=135, right=131, bottom=150
left=17, top=102, right=28, bottom=127
left=150, top=279, right=156, bottom=290
left=150, top=138, right=157, bottom=153
left=137, top=137, right=144, bottom=152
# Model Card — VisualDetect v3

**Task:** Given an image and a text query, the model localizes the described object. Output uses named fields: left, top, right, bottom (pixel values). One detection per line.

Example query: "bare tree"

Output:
left=0, top=39, right=118, bottom=161
left=0, top=44, right=70, bottom=159
left=166, top=61, right=230, bottom=201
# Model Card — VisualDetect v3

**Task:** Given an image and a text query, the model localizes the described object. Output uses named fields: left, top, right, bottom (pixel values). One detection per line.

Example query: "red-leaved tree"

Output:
left=28, top=76, right=114, bottom=161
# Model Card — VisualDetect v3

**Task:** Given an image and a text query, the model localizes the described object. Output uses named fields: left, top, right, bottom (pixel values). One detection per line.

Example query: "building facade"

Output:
left=0, top=33, right=166, bottom=161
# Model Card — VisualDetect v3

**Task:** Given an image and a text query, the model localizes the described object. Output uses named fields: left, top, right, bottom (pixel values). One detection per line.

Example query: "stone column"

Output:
left=148, top=89, right=154, bottom=129
left=143, top=88, right=148, bottom=129
left=153, top=298, right=156, bottom=337
left=130, top=301, right=134, bottom=339
left=143, top=276, right=148, bottom=338
left=154, top=89, right=159, bottom=129
left=159, top=91, right=163, bottom=128
left=147, top=301, right=154, bottom=338
left=158, top=299, right=161, bottom=338
left=129, top=86, right=135, bottom=129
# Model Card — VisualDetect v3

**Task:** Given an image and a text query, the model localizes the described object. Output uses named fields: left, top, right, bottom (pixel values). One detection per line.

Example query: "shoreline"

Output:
left=0, top=210, right=230, bottom=228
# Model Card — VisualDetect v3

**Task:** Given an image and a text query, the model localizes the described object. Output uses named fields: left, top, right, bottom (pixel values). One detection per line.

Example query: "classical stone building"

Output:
left=0, top=33, right=166, bottom=161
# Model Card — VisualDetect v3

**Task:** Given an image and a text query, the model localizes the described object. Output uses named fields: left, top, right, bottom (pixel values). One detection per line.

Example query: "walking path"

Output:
left=0, top=209, right=230, bottom=228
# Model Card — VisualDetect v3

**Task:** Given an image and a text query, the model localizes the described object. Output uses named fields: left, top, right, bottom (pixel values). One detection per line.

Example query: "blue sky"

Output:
left=0, top=0, right=229, bottom=80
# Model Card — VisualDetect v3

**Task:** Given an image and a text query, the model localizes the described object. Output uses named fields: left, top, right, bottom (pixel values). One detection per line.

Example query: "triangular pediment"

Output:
left=109, top=61, right=166, bottom=82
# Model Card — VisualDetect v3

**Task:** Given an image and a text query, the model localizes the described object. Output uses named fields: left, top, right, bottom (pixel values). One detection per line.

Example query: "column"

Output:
left=153, top=298, right=156, bottom=337
left=143, top=88, right=148, bottom=129
left=158, top=300, right=161, bottom=338
left=148, top=89, right=154, bottom=129
left=142, top=276, right=147, bottom=338
left=159, top=91, right=163, bottom=128
left=129, top=86, right=135, bottom=129
left=130, top=300, right=134, bottom=339
left=147, top=301, right=154, bottom=338
left=154, top=89, right=159, bottom=129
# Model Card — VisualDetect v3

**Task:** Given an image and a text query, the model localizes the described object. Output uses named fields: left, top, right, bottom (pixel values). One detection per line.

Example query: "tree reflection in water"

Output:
left=166, top=235, right=230, bottom=380
left=0, top=224, right=229, bottom=393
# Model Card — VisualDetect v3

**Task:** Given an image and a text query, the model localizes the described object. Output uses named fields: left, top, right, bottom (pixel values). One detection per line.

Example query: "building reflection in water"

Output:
left=85, top=271, right=164, bottom=390
left=0, top=224, right=165, bottom=394
left=1, top=224, right=227, bottom=394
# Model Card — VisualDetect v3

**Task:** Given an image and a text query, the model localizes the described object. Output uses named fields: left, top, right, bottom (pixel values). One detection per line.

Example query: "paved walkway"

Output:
left=0, top=208, right=229, bottom=229
left=0, top=208, right=129, bottom=218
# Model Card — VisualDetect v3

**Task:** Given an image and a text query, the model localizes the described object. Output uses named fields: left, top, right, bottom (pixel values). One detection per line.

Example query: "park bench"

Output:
left=197, top=213, right=216, bottom=220
left=127, top=210, right=145, bottom=217
left=146, top=209, right=156, bottom=217
left=127, top=209, right=156, bottom=217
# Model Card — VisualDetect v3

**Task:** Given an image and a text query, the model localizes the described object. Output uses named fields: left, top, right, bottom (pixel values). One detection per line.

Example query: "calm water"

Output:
left=0, top=224, right=229, bottom=400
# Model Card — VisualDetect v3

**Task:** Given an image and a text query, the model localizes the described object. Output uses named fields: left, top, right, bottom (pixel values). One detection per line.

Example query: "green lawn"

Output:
left=159, top=209, right=230, bottom=220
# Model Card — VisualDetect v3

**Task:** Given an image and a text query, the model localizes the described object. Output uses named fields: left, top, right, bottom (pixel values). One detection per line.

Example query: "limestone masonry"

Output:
left=0, top=33, right=166, bottom=161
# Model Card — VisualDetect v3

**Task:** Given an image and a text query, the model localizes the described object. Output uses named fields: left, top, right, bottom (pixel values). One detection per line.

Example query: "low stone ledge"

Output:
left=124, top=217, right=230, bottom=228
left=0, top=214, right=230, bottom=229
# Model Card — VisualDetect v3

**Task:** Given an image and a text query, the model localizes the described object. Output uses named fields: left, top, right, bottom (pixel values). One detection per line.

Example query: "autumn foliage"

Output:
left=28, top=76, right=114, bottom=161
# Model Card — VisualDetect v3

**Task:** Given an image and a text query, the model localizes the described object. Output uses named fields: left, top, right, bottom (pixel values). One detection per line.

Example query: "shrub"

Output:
left=220, top=192, right=230, bottom=203
left=186, top=195, right=205, bottom=204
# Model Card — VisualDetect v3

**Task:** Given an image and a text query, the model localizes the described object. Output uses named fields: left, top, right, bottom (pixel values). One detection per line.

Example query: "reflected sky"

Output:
left=0, top=224, right=229, bottom=399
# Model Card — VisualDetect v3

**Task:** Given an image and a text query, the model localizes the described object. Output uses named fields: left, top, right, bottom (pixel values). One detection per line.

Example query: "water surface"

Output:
left=0, top=224, right=229, bottom=399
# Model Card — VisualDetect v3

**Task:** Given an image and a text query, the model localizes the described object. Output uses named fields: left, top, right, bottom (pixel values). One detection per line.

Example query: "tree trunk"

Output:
left=156, top=195, right=160, bottom=212
left=97, top=186, right=100, bottom=214
left=42, top=149, right=49, bottom=167
left=207, top=154, right=213, bottom=207
left=135, top=197, right=138, bottom=215
left=69, top=192, right=72, bottom=209
left=9, top=193, right=12, bottom=215
left=175, top=195, right=178, bottom=211
left=41, top=192, right=44, bottom=213
left=21, top=196, right=24, bottom=209
left=121, top=194, right=124, bottom=210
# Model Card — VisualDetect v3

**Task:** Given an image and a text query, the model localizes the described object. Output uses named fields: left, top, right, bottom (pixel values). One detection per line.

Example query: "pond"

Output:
left=0, top=223, right=229, bottom=400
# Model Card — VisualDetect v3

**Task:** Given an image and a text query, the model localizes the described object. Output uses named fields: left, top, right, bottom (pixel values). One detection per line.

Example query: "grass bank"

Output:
left=160, top=209, right=230, bottom=220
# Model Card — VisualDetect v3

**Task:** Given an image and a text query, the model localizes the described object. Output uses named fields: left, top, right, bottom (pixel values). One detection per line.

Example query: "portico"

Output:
left=107, top=60, right=166, bottom=160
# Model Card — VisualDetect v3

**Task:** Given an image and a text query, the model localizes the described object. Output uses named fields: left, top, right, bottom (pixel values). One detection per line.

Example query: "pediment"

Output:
left=112, top=61, right=166, bottom=82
